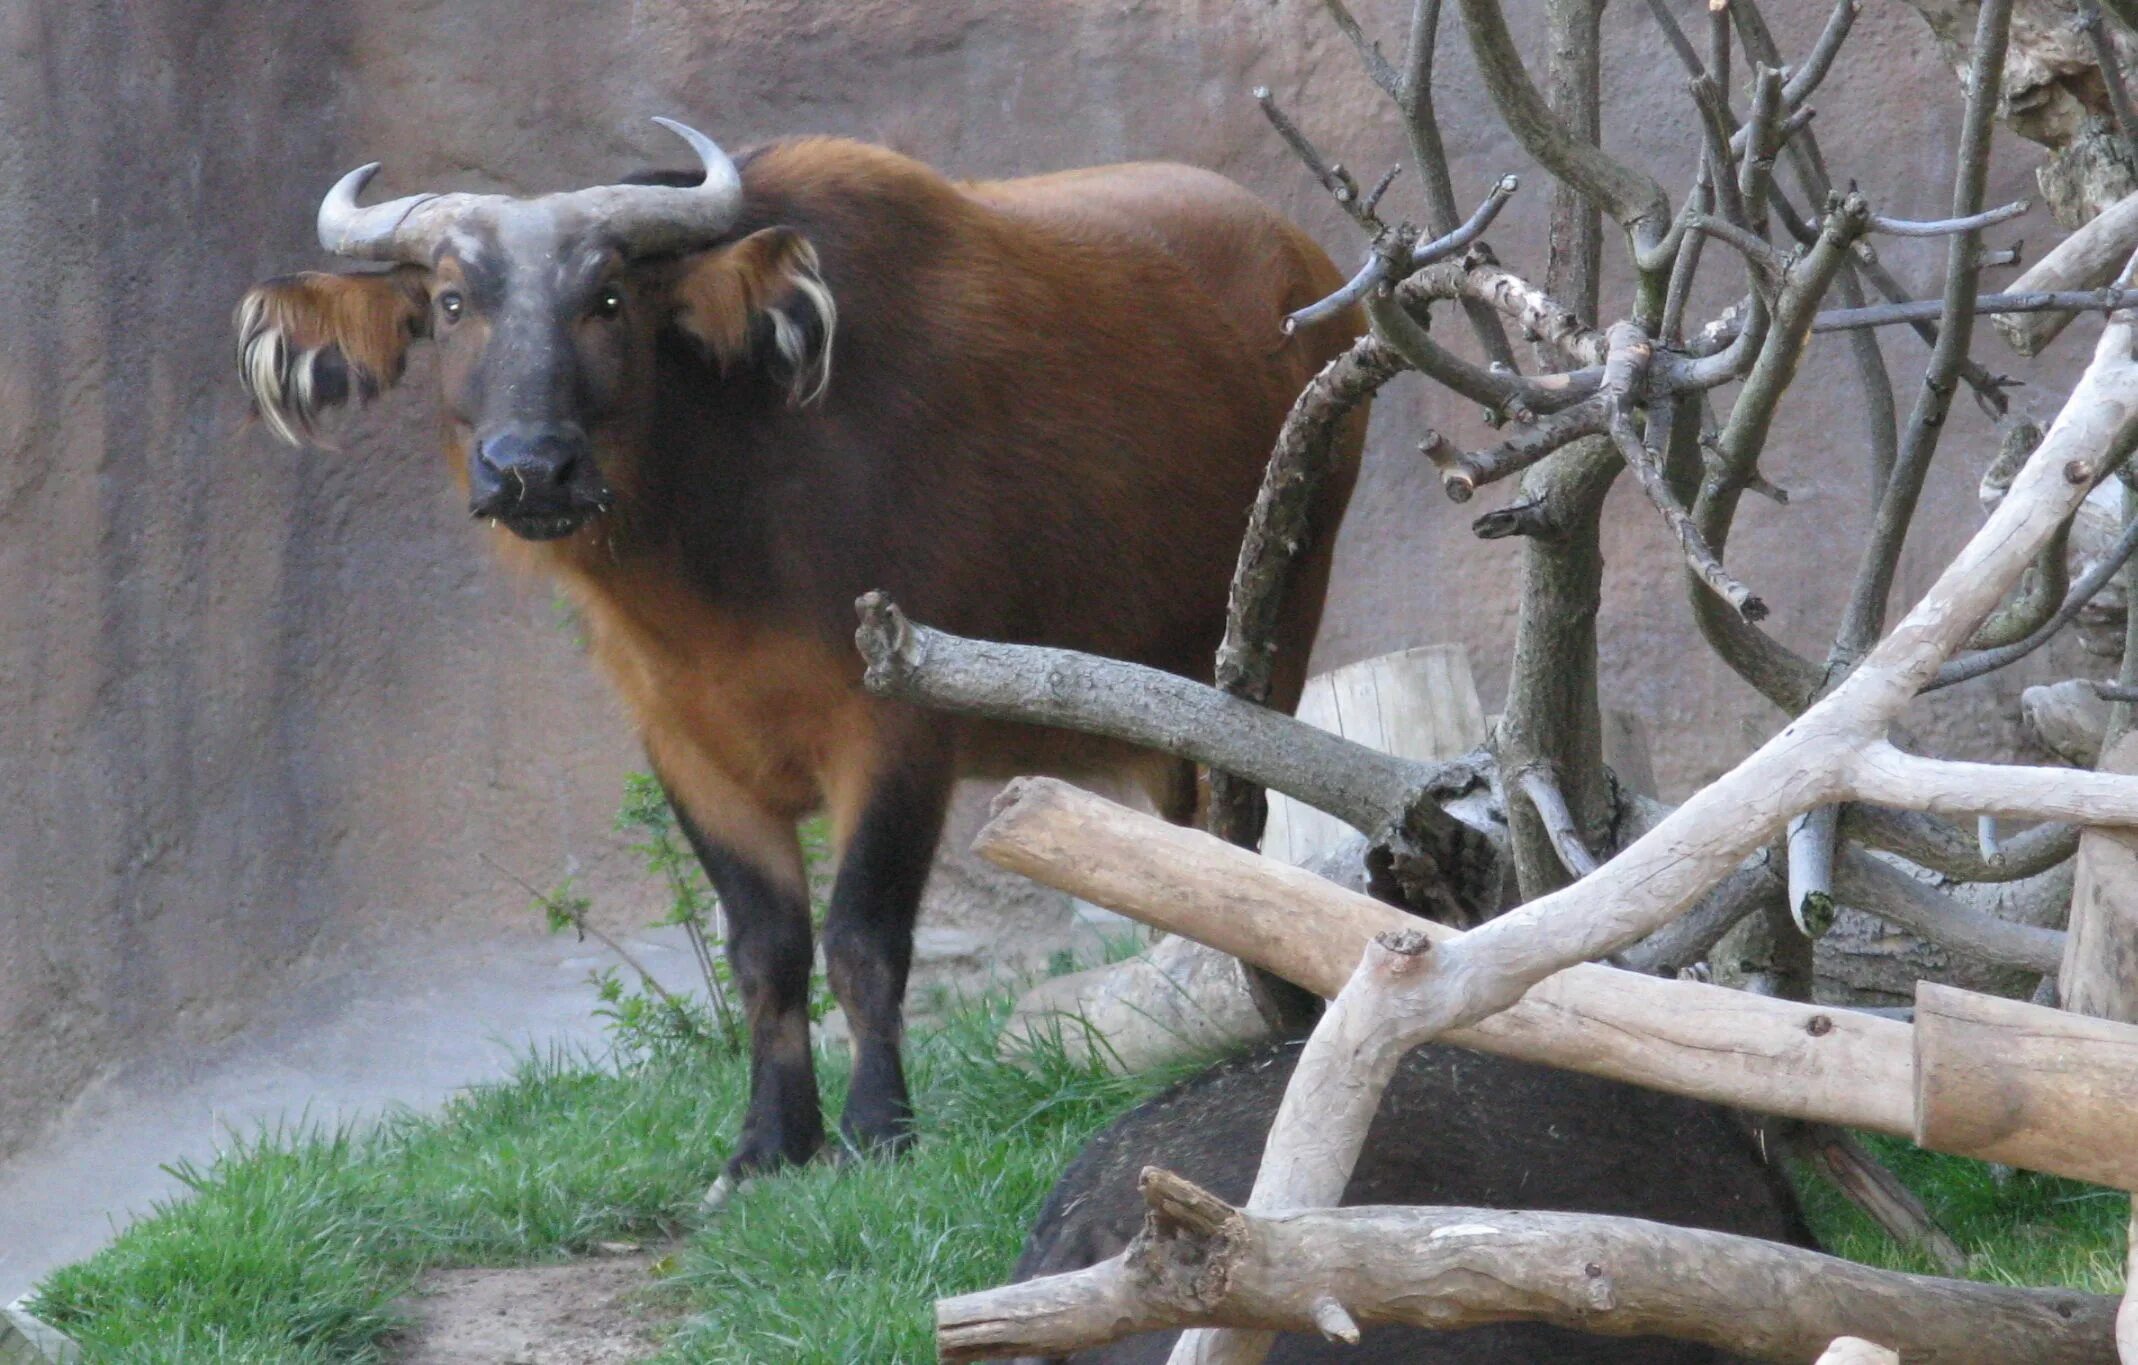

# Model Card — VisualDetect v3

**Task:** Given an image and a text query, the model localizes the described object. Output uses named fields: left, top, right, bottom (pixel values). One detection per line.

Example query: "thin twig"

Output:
left=1833, top=0, right=2016, bottom=657
left=1321, top=0, right=1402, bottom=98
left=1604, top=322, right=1768, bottom=621
left=1255, top=87, right=1376, bottom=231
left=1285, top=251, right=1397, bottom=333
left=480, top=853, right=695, bottom=1018
left=1282, top=177, right=1518, bottom=333
left=1812, top=288, right=2138, bottom=331
left=1865, top=199, right=2029, bottom=238
left=1782, top=0, right=1860, bottom=108
left=1413, top=174, right=1522, bottom=266
left=1640, top=0, right=1706, bottom=79
left=1929, top=500, right=2138, bottom=690
left=1437, top=398, right=1610, bottom=502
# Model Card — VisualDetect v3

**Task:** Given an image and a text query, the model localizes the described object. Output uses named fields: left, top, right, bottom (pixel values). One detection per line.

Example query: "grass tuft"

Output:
left=29, top=995, right=2128, bottom=1363
left=28, top=999, right=1186, bottom=1363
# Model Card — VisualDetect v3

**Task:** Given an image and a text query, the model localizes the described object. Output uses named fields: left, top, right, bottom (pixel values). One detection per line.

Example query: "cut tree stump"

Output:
left=1003, top=645, right=1486, bottom=1072
left=1261, top=644, right=1487, bottom=864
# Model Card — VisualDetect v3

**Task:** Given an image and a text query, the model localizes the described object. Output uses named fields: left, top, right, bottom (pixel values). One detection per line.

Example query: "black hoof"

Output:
left=837, top=1111, right=916, bottom=1160
left=724, top=1125, right=824, bottom=1183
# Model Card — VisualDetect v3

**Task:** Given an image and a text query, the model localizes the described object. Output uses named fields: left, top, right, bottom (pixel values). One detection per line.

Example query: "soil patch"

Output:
left=388, top=1252, right=675, bottom=1364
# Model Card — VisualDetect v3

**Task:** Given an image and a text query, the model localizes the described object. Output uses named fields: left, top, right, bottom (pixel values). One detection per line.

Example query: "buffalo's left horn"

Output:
left=557, top=118, right=746, bottom=254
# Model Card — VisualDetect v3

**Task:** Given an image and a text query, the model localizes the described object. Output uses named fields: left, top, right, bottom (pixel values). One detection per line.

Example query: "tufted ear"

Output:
left=671, top=227, right=836, bottom=406
left=233, top=266, right=430, bottom=445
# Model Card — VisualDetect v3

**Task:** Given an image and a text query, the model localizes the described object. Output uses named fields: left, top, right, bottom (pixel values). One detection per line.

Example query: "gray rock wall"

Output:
left=0, top=0, right=2101, bottom=1155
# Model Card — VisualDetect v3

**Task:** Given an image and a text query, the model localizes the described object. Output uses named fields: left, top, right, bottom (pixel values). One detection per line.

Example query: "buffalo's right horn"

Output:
left=314, top=165, right=487, bottom=263
left=312, top=118, right=746, bottom=264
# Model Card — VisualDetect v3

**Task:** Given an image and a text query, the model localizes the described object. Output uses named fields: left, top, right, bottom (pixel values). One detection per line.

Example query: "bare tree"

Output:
left=854, top=0, right=2138, bottom=1357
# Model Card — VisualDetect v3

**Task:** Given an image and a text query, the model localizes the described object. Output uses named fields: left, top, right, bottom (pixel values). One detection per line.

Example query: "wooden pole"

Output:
left=979, top=778, right=2138, bottom=1191
left=978, top=776, right=1915, bottom=1134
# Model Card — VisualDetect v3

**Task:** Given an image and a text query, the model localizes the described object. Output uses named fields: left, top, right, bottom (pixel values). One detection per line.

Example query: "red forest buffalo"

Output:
left=235, top=119, right=1363, bottom=1185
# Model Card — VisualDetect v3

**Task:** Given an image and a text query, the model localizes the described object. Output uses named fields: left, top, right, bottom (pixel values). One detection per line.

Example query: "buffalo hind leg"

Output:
left=824, top=751, right=954, bottom=1156
left=669, top=797, right=825, bottom=1181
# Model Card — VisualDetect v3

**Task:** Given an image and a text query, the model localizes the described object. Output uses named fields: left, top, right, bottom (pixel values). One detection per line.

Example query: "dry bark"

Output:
left=935, top=1168, right=2117, bottom=1364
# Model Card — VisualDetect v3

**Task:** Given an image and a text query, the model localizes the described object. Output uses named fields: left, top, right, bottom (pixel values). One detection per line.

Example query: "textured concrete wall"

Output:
left=0, top=0, right=2097, bottom=1156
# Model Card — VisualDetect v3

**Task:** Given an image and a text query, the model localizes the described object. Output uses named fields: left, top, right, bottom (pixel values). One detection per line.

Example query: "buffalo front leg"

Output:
left=823, top=751, right=954, bottom=1156
left=668, top=796, right=825, bottom=1182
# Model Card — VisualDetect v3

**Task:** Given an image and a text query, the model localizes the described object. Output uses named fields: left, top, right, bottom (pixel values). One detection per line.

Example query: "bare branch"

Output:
left=1319, top=0, right=1401, bottom=100
left=939, top=1169, right=2118, bottom=1364
left=1833, top=844, right=2068, bottom=974
left=1708, top=0, right=1731, bottom=95
left=1866, top=197, right=2030, bottom=237
left=1785, top=1124, right=1969, bottom=1274
left=1639, top=0, right=1706, bottom=80
left=1393, top=0, right=1522, bottom=369
left=1452, top=0, right=1672, bottom=243
left=1603, top=324, right=1768, bottom=621
left=1844, top=805, right=2079, bottom=883
left=1738, top=66, right=1786, bottom=236
left=1514, top=765, right=1601, bottom=877
left=1281, top=176, right=1518, bottom=334
left=1929, top=498, right=2138, bottom=689
left=1411, top=173, right=1521, bottom=267
left=1283, top=252, right=1396, bottom=333
left=1435, top=398, right=1609, bottom=501
left=1408, top=257, right=1610, bottom=366
left=1782, top=0, right=1862, bottom=107
left=855, top=594, right=1459, bottom=846
left=1813, top=287, right=2138, bottom=331
left=1833, top=0, right=2016, bottom=655
left=2077, top=0, right=2138, bottom=160
left=1254, top=87, right=1377, bottom=232
left=1214, top=336, right=1402, bottom=714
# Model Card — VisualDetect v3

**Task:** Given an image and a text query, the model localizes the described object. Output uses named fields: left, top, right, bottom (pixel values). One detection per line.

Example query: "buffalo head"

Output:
left=236, top=119, right=835, bottom=542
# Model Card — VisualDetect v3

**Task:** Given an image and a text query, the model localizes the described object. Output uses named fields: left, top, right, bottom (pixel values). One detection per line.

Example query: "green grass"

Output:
left=1793, top=1134, right=2131, bottom=1293
left=30, top=1000, right=2129, bottom=1363
left=28, top=1001, right=1186, bottom=1364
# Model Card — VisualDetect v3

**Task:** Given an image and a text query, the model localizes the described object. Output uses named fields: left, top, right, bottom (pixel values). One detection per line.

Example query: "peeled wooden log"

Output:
left=1995, top=191, right=2138, bottom=355
left=1913, top=980, right=2138, bottom=1188
left=935, top=1168, right=2117, bottom=1364
left=979, top=777, right=1918, bottom=1134
left=979, top=778, right=2138, bottom=1191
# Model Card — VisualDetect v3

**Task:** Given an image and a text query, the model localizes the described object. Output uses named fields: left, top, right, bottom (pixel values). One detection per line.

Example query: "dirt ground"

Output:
left=388, top=1252, right=675, bottom=1365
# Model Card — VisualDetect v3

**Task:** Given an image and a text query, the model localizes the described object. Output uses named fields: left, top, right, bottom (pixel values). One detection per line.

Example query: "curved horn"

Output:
left=315, top=163, right=492, bottom=263
left=312, top=118, right=743, bottom=263
left=557, top=117, right=746, bottom=255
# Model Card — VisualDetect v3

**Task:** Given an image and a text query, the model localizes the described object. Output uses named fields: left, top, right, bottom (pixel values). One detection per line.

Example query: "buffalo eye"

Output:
left=436, top=290, right=465, bottom=325
left=592, top=285, right=624, bottom=319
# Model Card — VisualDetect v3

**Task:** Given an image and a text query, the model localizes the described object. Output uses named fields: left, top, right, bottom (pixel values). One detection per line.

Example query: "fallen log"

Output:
left=934, top=1167, right=2117, bottom=1364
